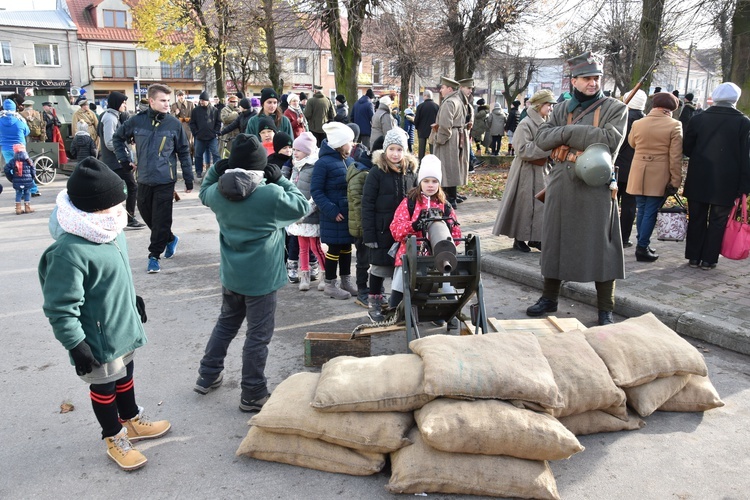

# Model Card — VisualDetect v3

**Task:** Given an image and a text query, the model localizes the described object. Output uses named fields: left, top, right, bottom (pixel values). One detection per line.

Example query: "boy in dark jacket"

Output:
left=70, top=120, right=97, bottom=163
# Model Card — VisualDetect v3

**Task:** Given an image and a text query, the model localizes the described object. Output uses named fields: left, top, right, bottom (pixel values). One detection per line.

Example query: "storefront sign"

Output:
left=0, top=78, right=70, bottom=89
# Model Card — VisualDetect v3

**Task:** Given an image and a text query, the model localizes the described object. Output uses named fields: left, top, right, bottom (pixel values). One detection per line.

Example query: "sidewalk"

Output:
left=456, top=193, right=750, bottom=355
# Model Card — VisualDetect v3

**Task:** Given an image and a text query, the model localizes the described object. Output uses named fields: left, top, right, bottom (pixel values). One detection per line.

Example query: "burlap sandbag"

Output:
left=387, top=428, right=560, bottom=499
left=537, top=330, right=626, bottom=418
left=414, top=398, right=583, bottom=461
left=658, top=375, right=725, bottom=412
left=409, top=332, right=563, bottom=409
left=250, top=372, right=413, bottom=453
left=311, top=354, right=433, bottom=412
left=584, top=313, right=708, bottom=387
left=558, top=410, right=645, bottom=436
left=624, top=374, right=691, bottom=417
left=236, top=426, right=385, bottom=476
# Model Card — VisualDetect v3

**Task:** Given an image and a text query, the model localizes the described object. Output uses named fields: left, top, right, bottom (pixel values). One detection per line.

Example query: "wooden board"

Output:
left=463, top=316, right=586, bottom=335
left=303, top=332, right=371, bottom=367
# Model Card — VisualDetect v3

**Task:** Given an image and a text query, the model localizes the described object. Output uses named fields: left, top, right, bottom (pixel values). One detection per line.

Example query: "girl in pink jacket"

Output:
left=389, top=155, right=461, bottom=307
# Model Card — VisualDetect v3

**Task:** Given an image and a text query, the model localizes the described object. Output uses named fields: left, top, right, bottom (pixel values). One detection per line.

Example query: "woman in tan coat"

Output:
left=626, top=92, right=683, bottom=262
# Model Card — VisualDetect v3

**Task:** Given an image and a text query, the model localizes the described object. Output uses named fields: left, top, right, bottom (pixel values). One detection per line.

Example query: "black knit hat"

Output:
left=228, top=134, right=268, bottom=171
left=298, top=92, right=308, bottom=101
left=336, top=94, right=346, bottom=104
left=258, top=115, right=277, bottom=133
left=260, top=87, right=278, bottom=106
left=366, top=89, right=375, bottom=99
left=67, top=157, right=127, bottom=213
left=107, top=91, right=127, bottom=110
left=239, top=97, right=251, bottom=110
left=273, top=132, right=293, bottom=153
left=199, top=91, right=210, bottom=101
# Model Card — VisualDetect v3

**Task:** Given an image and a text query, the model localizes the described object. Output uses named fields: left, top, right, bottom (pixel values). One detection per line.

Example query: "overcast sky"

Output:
left=0, top=0, right=56, bottom=9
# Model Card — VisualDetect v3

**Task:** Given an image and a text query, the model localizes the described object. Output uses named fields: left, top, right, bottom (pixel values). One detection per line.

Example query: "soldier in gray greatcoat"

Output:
left=526, top=51, right=628, bottom=326
left=431, top=76, right=469, bottom=208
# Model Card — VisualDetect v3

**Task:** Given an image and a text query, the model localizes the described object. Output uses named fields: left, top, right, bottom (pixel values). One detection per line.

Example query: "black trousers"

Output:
left=354, top=238, right=370, bottom=291
left=312, top=131, right=326, bottom=147
left=417, top=136, right=429, bottom=160
left=115, top=168, right=138, bottom=222
left=685, top=200, right=732, bottom=265
left=137, top=182, right=175, bottom=259
left=617, top=181, right=636, bottom=242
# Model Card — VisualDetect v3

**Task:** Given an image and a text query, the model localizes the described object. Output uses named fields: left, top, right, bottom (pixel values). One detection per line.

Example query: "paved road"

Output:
left=1, top=177, right=748, bottom=499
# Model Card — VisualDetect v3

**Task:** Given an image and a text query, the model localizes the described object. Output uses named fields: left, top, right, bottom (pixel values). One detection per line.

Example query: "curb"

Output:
left=482, top=254, right=750, bottom=355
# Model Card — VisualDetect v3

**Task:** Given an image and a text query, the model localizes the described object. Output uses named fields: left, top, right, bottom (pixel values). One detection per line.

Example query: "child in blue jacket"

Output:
left=5, top=143, right=35, bottom=214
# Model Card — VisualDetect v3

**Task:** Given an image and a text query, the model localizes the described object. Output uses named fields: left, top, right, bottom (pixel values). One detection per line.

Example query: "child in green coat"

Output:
left=39, top=158, right=170, bottom=471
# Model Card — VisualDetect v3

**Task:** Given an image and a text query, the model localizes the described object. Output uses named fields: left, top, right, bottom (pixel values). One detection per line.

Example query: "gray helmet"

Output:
left=575, top=143, right=613, bottom=186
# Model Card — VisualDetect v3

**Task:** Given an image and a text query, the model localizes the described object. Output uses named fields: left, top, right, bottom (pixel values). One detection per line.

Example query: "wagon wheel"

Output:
left=34, top=155, right=56, bottom=185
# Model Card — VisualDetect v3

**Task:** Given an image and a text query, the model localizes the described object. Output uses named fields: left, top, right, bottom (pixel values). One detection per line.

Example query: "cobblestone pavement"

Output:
left=455, top=189, right=750, bottom=354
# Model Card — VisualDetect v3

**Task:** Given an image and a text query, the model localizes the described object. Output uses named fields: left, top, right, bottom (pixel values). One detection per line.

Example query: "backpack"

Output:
left=406, top=197, right=452, bottom=220
left=28, top=114, right=44, bottom=138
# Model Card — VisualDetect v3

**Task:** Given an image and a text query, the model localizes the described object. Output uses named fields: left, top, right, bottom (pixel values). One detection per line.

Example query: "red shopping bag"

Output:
left=720, top=195, right=750, bottom=260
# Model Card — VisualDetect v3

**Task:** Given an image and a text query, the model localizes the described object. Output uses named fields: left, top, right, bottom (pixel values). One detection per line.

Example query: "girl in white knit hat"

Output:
left=388, top=154, right=461, bottom=316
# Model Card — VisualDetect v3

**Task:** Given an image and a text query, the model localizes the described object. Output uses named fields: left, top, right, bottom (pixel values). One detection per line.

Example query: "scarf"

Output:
left=568, top=89, right=604, bottom=113
left=293, top=150, right=319, bottom=170
left=55, top=190, right=127, bottom=244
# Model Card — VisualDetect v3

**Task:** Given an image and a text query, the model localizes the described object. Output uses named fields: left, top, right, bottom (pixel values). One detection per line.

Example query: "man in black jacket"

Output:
left=413, top=89, right=439, bottom=160
left=113, top=84, right=194, bottom=274
left=190, top=91, right=221, bottom=178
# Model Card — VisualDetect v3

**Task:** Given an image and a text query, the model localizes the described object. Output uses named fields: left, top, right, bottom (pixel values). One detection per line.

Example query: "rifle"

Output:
left=625, top=60, right=659, bottom=104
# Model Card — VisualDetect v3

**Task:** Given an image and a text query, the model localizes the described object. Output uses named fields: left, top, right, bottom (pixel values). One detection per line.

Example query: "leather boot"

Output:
left=635, top=245, right=658, bottom=262
left=598, top=310, right=614, bottom=325
left=339, top=275, right=358, bottom=296
left=24, top=202, right=34, bottom=213
left=15, top=202, right=23, bottom=215
left=526, top=297, right=558, bottom=317
left=323, top=279, right=350, bottom=300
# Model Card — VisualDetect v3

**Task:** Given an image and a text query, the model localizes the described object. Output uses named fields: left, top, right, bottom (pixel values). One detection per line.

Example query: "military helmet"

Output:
left=575, top=143, right=613, bottom=186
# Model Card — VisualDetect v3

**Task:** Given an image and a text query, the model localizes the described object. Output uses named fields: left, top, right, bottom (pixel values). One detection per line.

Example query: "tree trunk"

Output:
left=324, top=0, right=364, bottom=105
left=631, top=0, right=665, bottom=90
left=731, top=0, right=750, bottom=114
left=262, top=0, right=282, bottom=93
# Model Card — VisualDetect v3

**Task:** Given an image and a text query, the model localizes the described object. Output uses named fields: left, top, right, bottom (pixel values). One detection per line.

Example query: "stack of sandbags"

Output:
left=535, top=329, right=645, bottom=436
left=236, top=354, right=428, bottom=475
left=385, top=332, right=573, bottom=499
left=583, top=313, right=723, bottom=418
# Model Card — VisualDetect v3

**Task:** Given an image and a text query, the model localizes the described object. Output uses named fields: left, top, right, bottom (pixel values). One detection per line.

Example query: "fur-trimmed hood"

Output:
left=372, top=149, right=419, bottom=174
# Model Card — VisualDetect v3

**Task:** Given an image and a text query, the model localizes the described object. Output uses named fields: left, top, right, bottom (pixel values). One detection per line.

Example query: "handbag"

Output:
left=720, top=195, right=750, bottom=260
left=656, top=195, right=688, bottom=242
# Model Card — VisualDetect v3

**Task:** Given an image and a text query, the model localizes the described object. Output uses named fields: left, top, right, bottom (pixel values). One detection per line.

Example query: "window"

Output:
left=419, top=64, right=432, bottom=77
left=328, top=58, right=334, bottom=74
left=373, top=60, right=382, bottom=84
left=474, top=68, right=484, bottom=79
left=34, top=44, right=59, bottom=66
left=389, top=61, right=398, bottom=77
left=294, top=57, right=307, bottom=74
left=161, top=60, right=194, bottom=79
left=103, top=10, right=127, bottom=28
left=101, top=49, right=136, bottom=78
left=0, top=41, right=11, bottom=64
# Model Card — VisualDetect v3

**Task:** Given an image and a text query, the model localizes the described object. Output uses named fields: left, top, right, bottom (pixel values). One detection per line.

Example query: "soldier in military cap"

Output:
left=432, top=76, right=470, bottom=208
left=21, top=99, right=46, bottom=143
left=526, top=51, right=628, bottom=326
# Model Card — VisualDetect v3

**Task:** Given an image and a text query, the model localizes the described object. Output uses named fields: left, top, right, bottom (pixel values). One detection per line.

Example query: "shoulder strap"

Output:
left=407, top=198, right=416, bottom=218
left=570, top=97, right=608, bottom=126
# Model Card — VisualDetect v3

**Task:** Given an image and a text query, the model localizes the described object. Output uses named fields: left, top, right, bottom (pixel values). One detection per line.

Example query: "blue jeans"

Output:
left=635, top=195, right=663, bottom=248
left=198, top=288, right=276, bottom=400
left=193, top=137, right=220, bottom=175
left=15, top=186, right=31, bottom=203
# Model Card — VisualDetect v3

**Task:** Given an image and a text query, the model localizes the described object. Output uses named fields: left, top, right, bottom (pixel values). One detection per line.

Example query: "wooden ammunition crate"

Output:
left=303, top=332, right=371, bottom=367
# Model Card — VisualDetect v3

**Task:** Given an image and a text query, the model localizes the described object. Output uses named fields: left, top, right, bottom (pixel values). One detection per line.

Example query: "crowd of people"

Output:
left=17, top=49, right=750, bottom=473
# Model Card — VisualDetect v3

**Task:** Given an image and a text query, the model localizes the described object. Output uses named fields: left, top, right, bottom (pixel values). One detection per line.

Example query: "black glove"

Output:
left=120, top=160, right=133, bottom=172
left=665, top=184, right=679, bottom=196
left=264, top=163, right=283, bottom=184
left=185, top=180, right=194, bottom=191
left=69, top=341, right=101, bottom=376
left=135, top=295, right=147, bottom=323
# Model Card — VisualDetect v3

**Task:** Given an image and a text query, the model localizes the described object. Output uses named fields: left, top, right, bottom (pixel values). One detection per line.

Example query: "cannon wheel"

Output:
left=34, top=155, right=56, bottom=185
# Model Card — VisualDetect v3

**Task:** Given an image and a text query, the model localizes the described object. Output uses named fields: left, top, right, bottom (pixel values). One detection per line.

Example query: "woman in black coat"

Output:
left=683, top=82, right=750, bottom=270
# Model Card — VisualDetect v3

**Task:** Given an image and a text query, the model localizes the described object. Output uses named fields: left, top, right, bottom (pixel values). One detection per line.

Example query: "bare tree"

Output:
left=714, top=2, right=735, bottom=80
left=488, top=50, right=537, bottom=109
left=731, top=0, right=750, bottom=112
left=436, top=0, right=532, bottom=80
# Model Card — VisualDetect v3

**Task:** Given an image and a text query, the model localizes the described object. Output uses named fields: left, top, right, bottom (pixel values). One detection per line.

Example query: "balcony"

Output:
left=90, top=64, right=198, bottom=81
